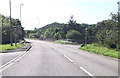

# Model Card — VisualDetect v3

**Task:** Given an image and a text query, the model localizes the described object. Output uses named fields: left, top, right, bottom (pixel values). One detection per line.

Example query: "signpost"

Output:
left=12, top=26, right=18, bottom=46
left=85, top=28, right=88, bottom=45
left=17, top=25, right=21, bottom=34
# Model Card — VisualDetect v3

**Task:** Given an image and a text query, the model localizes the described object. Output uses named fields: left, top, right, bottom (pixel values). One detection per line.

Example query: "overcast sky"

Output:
left=0, top=0, right=118, bottom=30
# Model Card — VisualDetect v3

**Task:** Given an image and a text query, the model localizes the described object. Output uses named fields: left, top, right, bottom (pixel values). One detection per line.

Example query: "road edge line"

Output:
left=0, top=44, right=32, bottom=71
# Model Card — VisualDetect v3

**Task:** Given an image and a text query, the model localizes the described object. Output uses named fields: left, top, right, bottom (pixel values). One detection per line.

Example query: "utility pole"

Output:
left=9, top=0, right=13, bottom=46
left=0, top=17, right=3, bottom=44
left=20, top=4, right=23, bottom=35
left=118, top=1, right=120, bottom=49
left=118, top=1, right=120, bottom=22
left=118, top=2, right=120, bottom=78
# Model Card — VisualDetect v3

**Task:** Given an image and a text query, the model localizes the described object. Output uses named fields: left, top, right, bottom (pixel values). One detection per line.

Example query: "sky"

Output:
left=0, top=0, right=119, bottom=30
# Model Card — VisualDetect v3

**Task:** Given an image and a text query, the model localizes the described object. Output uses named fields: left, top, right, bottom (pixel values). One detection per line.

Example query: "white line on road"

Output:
left=63, top=55, right=74, bottom=63
left=80, top=67, right=94, bottom=76
left=63, top=55, right=95, bottom=77
left=0, top=45, right=32, bottom=72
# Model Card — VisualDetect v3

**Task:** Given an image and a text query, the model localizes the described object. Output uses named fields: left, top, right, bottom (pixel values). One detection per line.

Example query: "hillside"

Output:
left=40, top=22, right=65, bottom=29
left=25, top=14, right=119, bottom=50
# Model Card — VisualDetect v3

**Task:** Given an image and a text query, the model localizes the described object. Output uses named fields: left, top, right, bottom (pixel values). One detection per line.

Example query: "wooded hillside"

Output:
left=25, top=13, right=119, bottom=50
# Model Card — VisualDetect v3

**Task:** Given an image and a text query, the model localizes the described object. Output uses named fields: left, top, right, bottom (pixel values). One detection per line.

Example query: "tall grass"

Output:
left=55, top=41, right=69, bottom=44
left=80, top=44, right=120, bottom=59
left=0, top=43, right=25, bottom=52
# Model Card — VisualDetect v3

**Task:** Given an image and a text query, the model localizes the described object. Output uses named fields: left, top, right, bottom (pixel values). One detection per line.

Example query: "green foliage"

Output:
left=95, top=13, right=118, bottom=49
left=55, top=41, right=68, bottom=44
left=80, top=44, right=120, bottom=59
left=25, top=13, right=119, bottom=50
left=67, top=15, right=77, bottom=30
left=0, top=14, right=25, bottom=44
left=25, top=22, right=65, bottom=39
left=54, top=32, right=62, bottom=39
left=66, top=30, right=82, bottom=39
left=25, top=16, right=88, bottom=42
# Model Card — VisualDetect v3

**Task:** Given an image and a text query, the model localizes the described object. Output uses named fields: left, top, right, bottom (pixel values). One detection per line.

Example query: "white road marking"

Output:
left=63, top=55, right=74, bottom=63
left=63, top=55, right=95, bottom=77
left=80, top=67, right=94, bottom=76
left=0, top=45, right=32, bottom=72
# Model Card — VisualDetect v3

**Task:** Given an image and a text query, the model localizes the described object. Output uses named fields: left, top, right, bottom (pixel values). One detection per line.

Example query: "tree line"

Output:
left=0, top=14, right=25, bottom=44
left=25, top=13, right=119, bottom=50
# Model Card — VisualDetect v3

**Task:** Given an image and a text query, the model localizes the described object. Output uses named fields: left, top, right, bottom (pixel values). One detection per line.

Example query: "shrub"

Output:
left=66, top=30, right=82, bottom=39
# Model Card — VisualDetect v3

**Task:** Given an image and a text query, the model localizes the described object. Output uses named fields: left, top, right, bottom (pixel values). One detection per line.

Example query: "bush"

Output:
left=66, top=30, right=82, bottom=39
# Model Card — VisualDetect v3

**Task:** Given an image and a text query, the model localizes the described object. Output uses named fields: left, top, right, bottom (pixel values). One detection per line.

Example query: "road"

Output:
left=1, top=40, right=118, bottom=76
left=0, top=52, right=24, bottom=66
left=0, top=42, right=31, bottom=67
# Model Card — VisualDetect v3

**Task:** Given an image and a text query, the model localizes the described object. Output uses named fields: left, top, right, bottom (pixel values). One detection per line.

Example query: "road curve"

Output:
left=1, top=40, right=118, bottom=76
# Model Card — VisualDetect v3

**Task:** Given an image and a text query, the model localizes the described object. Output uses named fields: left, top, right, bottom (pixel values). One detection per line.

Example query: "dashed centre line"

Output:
left=63, top=54, right=94, bottom=77
left=80, top=67, right=94, bottom=76
left=63, top=55, right=74, bottom=63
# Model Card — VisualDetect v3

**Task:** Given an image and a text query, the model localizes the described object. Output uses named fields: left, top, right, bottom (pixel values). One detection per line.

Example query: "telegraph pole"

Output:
left=118, top=1, right=120, bottom=22
left=117, top=3, right=120, bottom=78
left=118, top=1, right=120, bottom=50
left=9, top=0, right=13, bottom=46
left=20, top=4, right=23, bottom=35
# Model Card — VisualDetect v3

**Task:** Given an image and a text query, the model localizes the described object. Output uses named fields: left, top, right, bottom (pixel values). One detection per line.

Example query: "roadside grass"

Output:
left=55, top=40, right=69, bottom=44
left=80, top=44, right=120, bottom=59
left=0, top=43, right=25, bottom=52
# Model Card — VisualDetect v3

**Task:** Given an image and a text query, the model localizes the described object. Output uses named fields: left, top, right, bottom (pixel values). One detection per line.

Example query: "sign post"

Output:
left=85, top=28, right=88, bottom=45
left=17, top=25, right=21, bottom=34
left=12, top=26, right=18, bottom=46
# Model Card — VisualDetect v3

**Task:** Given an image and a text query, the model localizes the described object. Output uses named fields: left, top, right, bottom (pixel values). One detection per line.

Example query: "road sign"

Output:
left=12, top=26, right=18, bottom=33
left=17, top=25, right=21, bottom=34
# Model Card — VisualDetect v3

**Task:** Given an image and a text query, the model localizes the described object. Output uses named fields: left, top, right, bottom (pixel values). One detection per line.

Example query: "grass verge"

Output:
left=0, top=43, right=25, bottom=52
left=80, top=44, right=120, bottom=59
left=55, top=40, right=70, bottom=44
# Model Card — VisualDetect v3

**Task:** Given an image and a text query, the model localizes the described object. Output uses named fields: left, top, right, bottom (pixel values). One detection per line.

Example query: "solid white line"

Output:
left=0, top=45, right=32, bottom=72
left=80, top=67, right=94, bottom=76
left=63, top=55, right=74, bottom=63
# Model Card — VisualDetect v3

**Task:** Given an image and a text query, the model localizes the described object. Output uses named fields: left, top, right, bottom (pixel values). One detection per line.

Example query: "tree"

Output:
left=95, top=13, right=118, bottom=49
left=54, top=32, right=62, bottom=40
left=0, top=14, right=24, bottom=44
left=67, top=15, right=77, bottom=30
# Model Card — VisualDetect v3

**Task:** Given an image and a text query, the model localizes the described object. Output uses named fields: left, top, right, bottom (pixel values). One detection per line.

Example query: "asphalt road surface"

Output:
left=1, top=40, right=118, bottom=76
left=0, top=52, right=24, bottom=66
left=0, top=42, right=31, bottom=67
